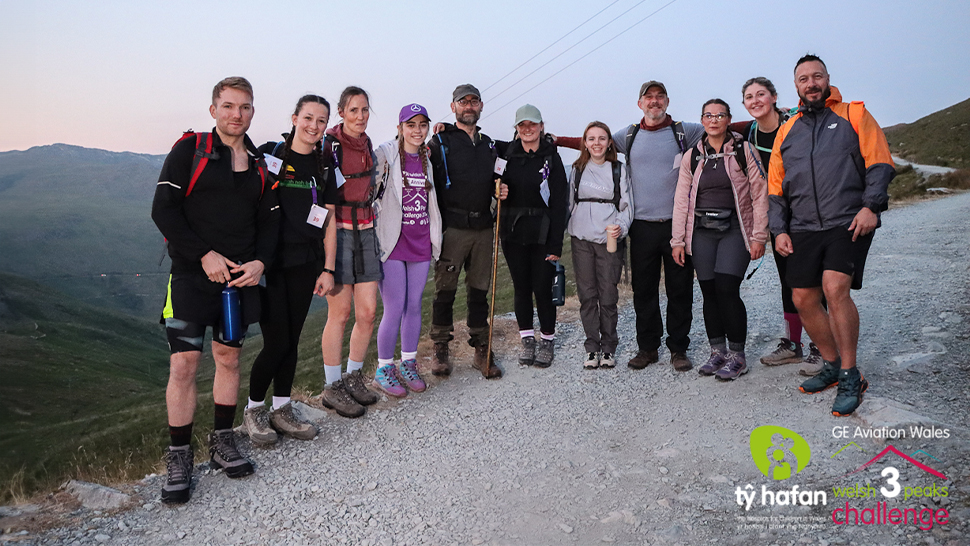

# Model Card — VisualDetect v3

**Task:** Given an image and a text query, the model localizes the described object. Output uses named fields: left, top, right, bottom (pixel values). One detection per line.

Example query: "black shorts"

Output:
left=160, top=272, right=260, bottom=353
left=786, top=228, right=874, bottom=290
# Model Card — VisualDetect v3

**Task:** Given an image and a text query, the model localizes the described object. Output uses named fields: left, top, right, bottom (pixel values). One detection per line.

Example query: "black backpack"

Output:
left=624, top=121, right=687, bottom=167
left=572, top=161, right=623, bottom=210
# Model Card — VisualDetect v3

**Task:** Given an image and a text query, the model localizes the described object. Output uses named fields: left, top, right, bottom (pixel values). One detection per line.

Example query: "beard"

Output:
left=456, top=109, right=481, bottom=126
left=799, top=85, right=831, bottom=112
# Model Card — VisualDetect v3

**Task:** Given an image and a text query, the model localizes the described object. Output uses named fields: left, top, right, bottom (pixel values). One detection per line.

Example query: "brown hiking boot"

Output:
left=671, top=351, right=693, bottom=372
left=472, top=344, right=502, bottom=379
left=430, top=342, right=452, bottom=376
left=311, top=380, right=365, bottom=418
left=343, top=370, right=379, bottom=406
left=627, top=349, right=659, bottom=370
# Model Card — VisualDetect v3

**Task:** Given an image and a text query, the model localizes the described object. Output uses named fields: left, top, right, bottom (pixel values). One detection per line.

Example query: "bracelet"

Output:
left=322, top=268, right=335, bottom=275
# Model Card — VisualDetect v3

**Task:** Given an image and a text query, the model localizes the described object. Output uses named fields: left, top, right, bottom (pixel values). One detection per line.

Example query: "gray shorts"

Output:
left=334, top=228, right=383, bottom=285
left=691, top=215, right=750, bottom=281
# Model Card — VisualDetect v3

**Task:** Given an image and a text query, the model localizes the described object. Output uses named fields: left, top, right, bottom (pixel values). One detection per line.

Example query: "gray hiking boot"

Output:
left=343, top=370, right=379, bottom=406
left=313, top=380, right=365, bottom=418
left=243, top=405, right=278, bottom=446
left=798, top=343, right=825, bottom=376
left=534, top=338, right=554, bottom=368
left=519, top=336, right=537, bottom=365
left=270, top=402, right=317, bottom=440
left=760, top=338, right=804, bottom=366
left=160, top=445, right=194, bottom=504
left=208, top=429, right=254, bottom=478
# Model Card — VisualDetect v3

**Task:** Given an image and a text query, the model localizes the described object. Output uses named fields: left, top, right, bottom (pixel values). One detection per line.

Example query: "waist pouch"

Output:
left=445, top=207, right=492, bottom=230
left=503, top=207, right=550, bottom=245
left=694, top=208, right=734, bottom=232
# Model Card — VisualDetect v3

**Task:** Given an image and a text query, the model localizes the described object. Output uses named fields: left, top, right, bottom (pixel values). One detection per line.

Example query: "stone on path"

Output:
left=63, top=480, right=130, bottom=510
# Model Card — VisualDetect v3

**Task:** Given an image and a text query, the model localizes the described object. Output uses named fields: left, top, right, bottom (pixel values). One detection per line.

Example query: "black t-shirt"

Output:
left=738, top=120, right=778, bottom=170
left=696, top=153, right=735, bottom=211
left=259, top=143, right=338, bottom=268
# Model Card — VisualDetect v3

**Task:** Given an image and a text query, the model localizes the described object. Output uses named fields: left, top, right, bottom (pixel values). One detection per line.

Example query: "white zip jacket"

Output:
left=374, top=140, right=443, bottom=262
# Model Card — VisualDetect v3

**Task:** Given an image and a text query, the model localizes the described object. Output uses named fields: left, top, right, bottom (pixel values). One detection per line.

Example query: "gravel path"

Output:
left=17, top=193, right=970, bottom=546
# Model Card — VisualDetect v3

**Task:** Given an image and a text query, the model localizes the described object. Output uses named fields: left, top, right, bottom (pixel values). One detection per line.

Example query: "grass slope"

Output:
left=885, top=97, right=970, bottom=169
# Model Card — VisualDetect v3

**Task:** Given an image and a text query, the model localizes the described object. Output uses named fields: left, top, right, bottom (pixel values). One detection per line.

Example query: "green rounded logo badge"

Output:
left=750, top=426, right=811, bottom=480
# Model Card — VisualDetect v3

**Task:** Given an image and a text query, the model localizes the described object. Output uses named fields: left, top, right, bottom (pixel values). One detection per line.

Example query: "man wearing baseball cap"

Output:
left=427, top=84, right=503, bottom=379
left=557, top=81, right=704, bottom=371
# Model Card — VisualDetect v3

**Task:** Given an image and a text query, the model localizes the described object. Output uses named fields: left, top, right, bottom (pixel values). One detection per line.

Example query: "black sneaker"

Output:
left=519, top=336, right=537, bottom=365
left=208, top=429, right=254, bottom=478
left=798, top=359, right=841, bottom=394
left=160, top=445, right=193, bottom=504
left=832, top=367, right=869, bottom=417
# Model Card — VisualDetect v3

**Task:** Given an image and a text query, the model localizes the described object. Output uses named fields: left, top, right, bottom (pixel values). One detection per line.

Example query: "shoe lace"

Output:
left=377, top=366, right=403, bottom=388
left=344, top=370, right=366, bottom=392
left=166, top=448, right=192, bottom=482
left=728, top=355, right=745, bottom=372
left=399, top=360, right=421, bottom=382
left=253, top=407, right=271, bottom=430
left=331, top=380, right=357, bottom=404
left=276, top=404, right=301, bottom=427
left=212, top=431, right=243, bottom=461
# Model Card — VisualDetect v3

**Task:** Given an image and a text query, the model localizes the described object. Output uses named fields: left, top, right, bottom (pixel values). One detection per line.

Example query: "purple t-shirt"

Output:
left=388, top=152, right=432, bottom=261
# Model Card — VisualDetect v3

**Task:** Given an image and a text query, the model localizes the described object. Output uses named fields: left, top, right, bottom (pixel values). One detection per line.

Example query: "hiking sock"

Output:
left=728, top=340, right=745, bottom=353
left=213, top=404, right=237, bottom=431
left=519, top=329, right=535, bottom=339
left=784, top=312, right=802, bottom=345
left=377, top=358, right=394, bottom=368
left=324, top=364, right=342, bottom=385
left=401, top=351, right=417, bottom=361
left=246, top=398, right=264, bottom=410
left=709, top=336, right=727, bottom=354
left=169, top=423, right=193, bottom=447
left=346, top=359, right=364, bottom=373
left=539, top=332, right=555, bottom=341
left=271, top=396, right=290, bottom=411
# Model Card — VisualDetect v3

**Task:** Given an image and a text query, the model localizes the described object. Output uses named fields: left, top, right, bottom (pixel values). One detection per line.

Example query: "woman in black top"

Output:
left=496, top=104, right=568, bottom=368
left=243, top=94, right=338, bottom=445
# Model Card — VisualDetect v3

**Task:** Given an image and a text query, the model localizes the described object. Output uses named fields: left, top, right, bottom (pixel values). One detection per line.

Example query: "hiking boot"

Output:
left=583, top=352, right=599, bottom=369
left=798, top=343, right=825, bottom=376
left=398, top=359, right=427, bottom=392
left=519, top=336, right=537, bottom=365
left=600, top=352, right=616, bottom=368
left=760, top=338, right=804, bottom=366
left=430, top=342, right=452, bottom=376
left=343, top=369, right=379, bottom=405
left=208, top=429, right=254, bottom=479
left=671, top=351, right=693, bottom=372
left=832, top=367, right=869, bottom=417
left=242, top=405, right=278, bottom=446
left=627, top=349, right=658, bottom=370
left=699, top=348, right=727, bottom=376
left=313, top=380, right=365, bottom=418
left=373, top=364, right=407, bottom=398
left=715, top=351, right=748, bottom=380
left=473, top=344, right=502, bottom=379
left=534, top=338, right=554, bottom=368
left=160, top=445, right=193, bottom=504
left=798, top=359, right=841, bottom=394
left=270, top=402, right=317, bottom=441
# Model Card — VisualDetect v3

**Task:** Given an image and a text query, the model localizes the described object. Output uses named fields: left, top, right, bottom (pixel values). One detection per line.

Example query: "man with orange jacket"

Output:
left=768, top=54, right=895, bottom=417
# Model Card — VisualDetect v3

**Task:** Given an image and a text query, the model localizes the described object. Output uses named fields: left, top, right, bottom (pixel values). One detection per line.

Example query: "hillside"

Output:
left=0, top=144, right=167, bottom=318
left=885, top=97, right=970, bottom=169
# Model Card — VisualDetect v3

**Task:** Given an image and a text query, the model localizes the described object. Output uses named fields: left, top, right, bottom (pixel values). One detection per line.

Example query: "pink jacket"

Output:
left=670, top=133, right=769, bottom=255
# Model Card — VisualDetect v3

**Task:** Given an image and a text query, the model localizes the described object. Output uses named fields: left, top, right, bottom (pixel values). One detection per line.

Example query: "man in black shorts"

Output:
left=151, top=77, right=279, bottom=503
left=768, top=55, right=895, bottom=416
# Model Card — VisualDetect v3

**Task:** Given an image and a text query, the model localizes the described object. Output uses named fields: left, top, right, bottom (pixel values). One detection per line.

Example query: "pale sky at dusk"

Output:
left=1, top=0, right=967, bottom=154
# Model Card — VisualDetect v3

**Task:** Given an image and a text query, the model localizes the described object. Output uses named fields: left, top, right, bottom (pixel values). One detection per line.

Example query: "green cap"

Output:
left=513, top=104, right=543, bottom=127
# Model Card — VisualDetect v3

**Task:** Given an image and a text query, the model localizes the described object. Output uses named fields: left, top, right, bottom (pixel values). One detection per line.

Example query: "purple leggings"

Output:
left=377, top=259, right=431, bottom=359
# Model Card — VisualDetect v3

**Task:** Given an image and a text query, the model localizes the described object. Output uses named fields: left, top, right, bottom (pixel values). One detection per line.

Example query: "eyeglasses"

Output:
left=702, top=113, right=729, bottom=121
left=456, top=98, right=482, bottom=107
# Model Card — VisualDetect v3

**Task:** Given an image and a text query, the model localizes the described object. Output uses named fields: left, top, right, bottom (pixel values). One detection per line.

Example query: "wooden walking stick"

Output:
left=485, top=178, right=503, bottom=375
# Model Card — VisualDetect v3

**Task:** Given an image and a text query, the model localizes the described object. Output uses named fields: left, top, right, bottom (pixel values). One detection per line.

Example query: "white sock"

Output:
left=540, top=332, right=555, bottom=341
left=247, top=398, right=264, bottom=410
left=324, top=365, right=343, bottom=385
left=272, top=396, right=290, bottom=410
left=377, top=358, right=394, bottom=368
left=401, top=351, right=417, bottom=361
left=520, top=329, right=535, bottom=338
left=347, top=359, right=364, bottom=373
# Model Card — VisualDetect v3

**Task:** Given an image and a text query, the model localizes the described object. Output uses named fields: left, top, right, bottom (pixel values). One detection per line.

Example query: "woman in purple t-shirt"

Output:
left=372, top=104, right=443, bottom=397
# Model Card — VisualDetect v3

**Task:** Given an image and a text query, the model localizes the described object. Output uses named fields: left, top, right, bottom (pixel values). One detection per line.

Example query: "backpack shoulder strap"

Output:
left=847, top=101, right=865, bottom=134
left=184, top=132, right=216, bottom=197
left=611, top=161, right=622, bottom=209
left=572, top=165, right=583, bottom=205
left=624, top=123, right=639, bottom=166
left=733, top=140, right=748, bottom=174
left=689, top=147, right=702, bottom=173
left=671, top=121, right=687, bottom=153
left=435, top=133, right=453, bottom=189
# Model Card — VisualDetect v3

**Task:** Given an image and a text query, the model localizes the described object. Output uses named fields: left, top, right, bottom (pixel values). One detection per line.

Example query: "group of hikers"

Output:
left=151, top=53, right=895, bottom=504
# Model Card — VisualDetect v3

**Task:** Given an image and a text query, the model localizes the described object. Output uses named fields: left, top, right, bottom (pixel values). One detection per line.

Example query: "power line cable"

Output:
left=483, top=0, right=680, bottom=120
left=480, top=0, right=622, bottom=94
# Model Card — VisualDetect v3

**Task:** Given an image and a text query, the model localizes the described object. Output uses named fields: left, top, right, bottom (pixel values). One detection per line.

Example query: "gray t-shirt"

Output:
left=613, top=122, right=704, bottom=221
left=566, top=161, right=633, bottom=244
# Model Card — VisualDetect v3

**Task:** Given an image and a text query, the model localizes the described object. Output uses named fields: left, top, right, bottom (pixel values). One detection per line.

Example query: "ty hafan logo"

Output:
left=749, top=426, right=811, bottom=481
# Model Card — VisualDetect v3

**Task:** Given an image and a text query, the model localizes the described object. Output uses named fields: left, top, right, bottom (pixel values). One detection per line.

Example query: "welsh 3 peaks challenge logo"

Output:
left=750, top=425, right=812, bottom=481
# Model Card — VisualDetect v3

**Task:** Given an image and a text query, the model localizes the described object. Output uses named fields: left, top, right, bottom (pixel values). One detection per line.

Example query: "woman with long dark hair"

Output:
left=243, top=94, right=337, bottom=445
left=566, top=121, right=632, bottom=369
left=671, top=99, right=768, bottom=380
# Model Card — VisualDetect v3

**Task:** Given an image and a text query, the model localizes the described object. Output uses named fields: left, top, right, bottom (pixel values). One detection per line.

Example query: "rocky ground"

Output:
left=3, top=192, right=970, bottom=546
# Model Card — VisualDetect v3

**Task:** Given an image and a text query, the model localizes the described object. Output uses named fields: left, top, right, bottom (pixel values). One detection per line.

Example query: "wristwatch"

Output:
left=322, top=268, right=335, bottom=275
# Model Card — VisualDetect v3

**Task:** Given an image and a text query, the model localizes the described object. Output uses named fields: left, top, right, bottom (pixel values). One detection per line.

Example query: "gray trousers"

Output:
left=571, top=237, right=624, bottom=353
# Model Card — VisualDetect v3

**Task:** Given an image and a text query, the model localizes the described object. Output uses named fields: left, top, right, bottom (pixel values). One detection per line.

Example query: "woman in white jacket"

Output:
left=567, top=121, right=633, bottom=369
left=373, top=103, right=442, bottom=397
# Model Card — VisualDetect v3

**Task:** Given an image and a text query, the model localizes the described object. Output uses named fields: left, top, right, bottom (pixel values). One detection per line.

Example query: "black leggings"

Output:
left=248, top=262, right=318, bottom=401
left=501, top=240, right=556, bottom=335
left=698, top=274, right=746, bottom=346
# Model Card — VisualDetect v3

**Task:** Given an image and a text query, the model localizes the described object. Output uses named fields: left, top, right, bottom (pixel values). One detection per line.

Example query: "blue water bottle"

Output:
left=221, top=286, right=242, bottom=341
left=551, top=260, right=566, bottom=306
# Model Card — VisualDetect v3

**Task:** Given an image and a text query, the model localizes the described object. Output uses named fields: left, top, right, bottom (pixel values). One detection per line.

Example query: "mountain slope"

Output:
left=884, top=97, right=970, bottom=169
